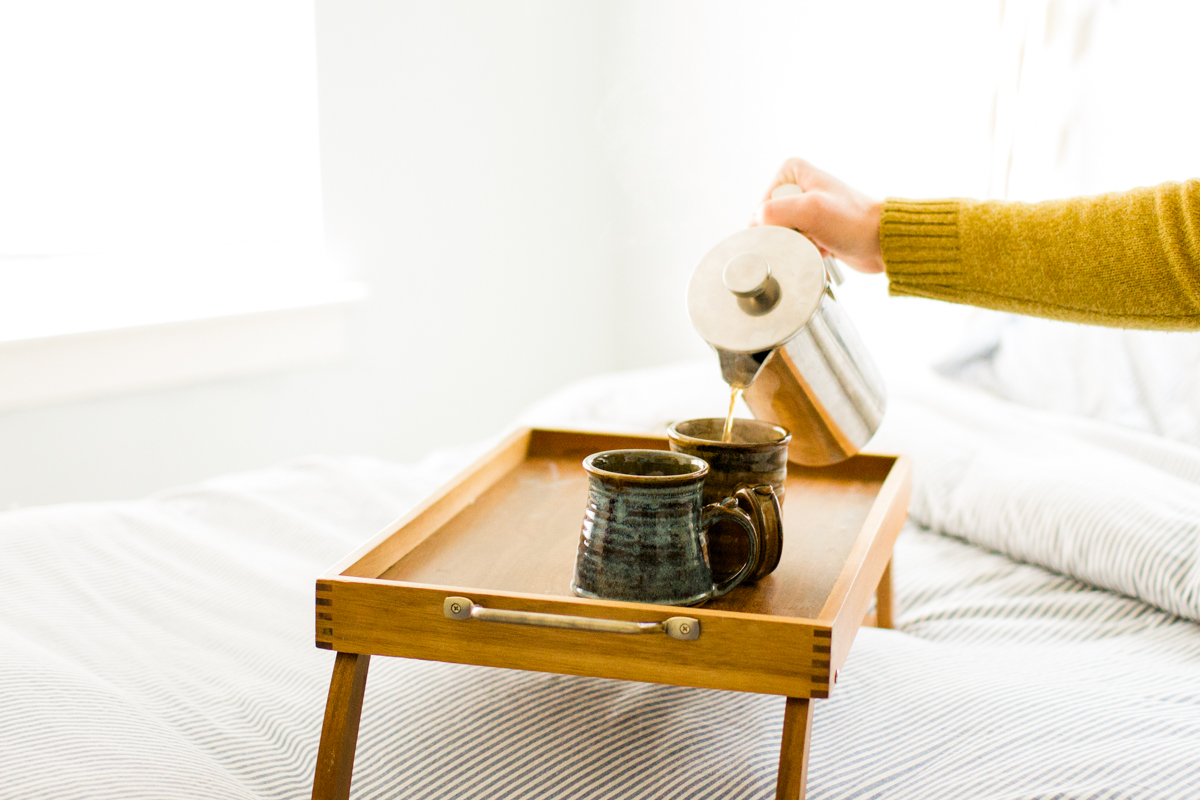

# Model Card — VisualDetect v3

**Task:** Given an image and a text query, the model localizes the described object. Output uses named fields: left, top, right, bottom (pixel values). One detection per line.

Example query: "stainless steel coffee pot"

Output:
left=686, top=190, right=886, bottom=466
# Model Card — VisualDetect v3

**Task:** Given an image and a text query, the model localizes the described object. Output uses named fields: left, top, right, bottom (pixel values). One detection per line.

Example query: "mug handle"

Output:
left=702, top=497, right=760, bottom=598
left=733, top=484, right=784, bottom=581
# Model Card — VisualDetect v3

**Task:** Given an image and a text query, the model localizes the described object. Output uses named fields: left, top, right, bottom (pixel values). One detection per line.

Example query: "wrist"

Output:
left=853, top=199, right=885, bottom=274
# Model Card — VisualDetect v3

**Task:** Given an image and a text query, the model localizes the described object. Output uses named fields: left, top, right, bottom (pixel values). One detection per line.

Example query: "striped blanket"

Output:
left=3, top=364, right=1199, bottom=798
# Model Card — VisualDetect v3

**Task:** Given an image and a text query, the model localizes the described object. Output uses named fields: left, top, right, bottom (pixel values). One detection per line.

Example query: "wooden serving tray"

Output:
left=315, top=428, right=910, bottom=700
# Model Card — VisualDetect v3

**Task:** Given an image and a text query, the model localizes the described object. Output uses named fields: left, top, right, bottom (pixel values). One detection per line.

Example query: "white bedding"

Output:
left=3, top=362, right=1200, bottom=799
left=937, top=315, right=1200, bottom=450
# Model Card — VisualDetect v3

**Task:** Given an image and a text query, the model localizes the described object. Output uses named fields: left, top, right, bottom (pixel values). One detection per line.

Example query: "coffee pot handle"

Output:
left=771, top=182, right=845, bottom=287
left=702, top=497, right=760, bottom=598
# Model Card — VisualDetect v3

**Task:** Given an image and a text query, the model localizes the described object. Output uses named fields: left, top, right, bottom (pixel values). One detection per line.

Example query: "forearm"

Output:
left=880, top=180, right=1200, bottom=330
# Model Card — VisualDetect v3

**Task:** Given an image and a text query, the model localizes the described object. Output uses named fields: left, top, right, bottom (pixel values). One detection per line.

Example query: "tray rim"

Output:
left=321, top=574, right=836, bottom=628
left=319, top=426, right=910, bottom=617
left=316, top=426, right=910, bottom=688
left=316, top=575, right=837, bottom=696
left=323, top=427, right=543, bottom=580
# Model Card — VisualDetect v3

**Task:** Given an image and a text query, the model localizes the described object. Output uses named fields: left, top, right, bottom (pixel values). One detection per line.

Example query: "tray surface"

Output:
left=378, top=431, right=893, bottom=620
left=319, top=428, right=910, bottom=697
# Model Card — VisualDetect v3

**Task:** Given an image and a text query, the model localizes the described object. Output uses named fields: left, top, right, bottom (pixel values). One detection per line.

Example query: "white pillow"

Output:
left=937, top=315, right=1200, bottom=448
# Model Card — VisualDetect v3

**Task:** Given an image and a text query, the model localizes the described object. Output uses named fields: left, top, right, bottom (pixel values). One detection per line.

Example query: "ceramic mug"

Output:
left=667, top=418, right=790, bottom=582
left=571, top=449, right=760, bottom=606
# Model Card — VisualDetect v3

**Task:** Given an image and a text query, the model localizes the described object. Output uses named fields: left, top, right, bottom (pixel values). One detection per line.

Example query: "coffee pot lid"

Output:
left=687, top=225, right=827, bottom=354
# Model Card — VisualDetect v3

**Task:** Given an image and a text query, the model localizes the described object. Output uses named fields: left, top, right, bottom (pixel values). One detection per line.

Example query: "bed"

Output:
left=4, top=318, right=1200, bottom=799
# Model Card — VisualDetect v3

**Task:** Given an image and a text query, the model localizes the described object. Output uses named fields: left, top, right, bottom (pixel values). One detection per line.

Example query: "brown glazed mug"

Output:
left=667, top=418, right=789, bottom=582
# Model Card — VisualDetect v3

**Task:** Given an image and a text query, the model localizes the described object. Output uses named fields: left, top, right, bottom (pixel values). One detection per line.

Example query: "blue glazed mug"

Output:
left=571, top=449, right=760, bottom=606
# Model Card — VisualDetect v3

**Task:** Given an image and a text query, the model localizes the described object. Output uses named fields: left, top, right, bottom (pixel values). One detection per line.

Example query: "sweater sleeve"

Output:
left=880, top=180, right=1200, bottom=330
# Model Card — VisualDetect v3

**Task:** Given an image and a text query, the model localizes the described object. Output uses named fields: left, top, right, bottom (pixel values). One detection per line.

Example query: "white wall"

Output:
left=311, top=1, right=625, bottom=460
left=3, top=0, right=1190, bottom=508
left=993, top=0, right=1200, bottom=202
left=0, top=1, right=624, bottom=507
left=596, top=1, right=1000, bottom=375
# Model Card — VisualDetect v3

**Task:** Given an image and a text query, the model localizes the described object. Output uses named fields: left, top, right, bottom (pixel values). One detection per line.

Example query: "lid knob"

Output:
left=723, top=252, right=771, bottom=298
left=687, top=226, right=826, bottom=355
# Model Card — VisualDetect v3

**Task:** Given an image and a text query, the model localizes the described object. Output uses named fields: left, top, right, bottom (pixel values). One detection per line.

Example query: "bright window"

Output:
left=0, top=1, right=361, bottom=409
left=0, top=0, right=323, bottom=261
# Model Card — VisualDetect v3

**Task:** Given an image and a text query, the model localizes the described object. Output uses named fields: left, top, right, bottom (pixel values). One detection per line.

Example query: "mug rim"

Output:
left=582, top=449, right=709, bottom=486
left=667, top=417, right=792, bottom=450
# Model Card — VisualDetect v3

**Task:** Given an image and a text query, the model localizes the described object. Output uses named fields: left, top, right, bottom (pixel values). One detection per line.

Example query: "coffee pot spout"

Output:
left=715, top=348, right=772, bottom=389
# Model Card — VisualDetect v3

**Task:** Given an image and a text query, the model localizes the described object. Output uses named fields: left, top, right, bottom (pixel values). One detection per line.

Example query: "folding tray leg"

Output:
left=775, top=696, right=815, bottom=799
left=875, top=558, right=895, bottom=629
left=313, top=652, right=371, bottom=800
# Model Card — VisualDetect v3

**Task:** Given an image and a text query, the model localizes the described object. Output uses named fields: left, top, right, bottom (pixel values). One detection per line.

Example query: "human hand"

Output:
left=751, top=158, right=885, bottom=274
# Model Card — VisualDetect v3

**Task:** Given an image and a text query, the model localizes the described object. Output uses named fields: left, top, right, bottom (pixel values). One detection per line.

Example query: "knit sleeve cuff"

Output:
left=880, top=199, right=963, bottom=294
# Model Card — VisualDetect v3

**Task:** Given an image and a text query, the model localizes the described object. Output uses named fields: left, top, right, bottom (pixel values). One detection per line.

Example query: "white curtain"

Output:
left=993, top=0, right=1200, bottom=201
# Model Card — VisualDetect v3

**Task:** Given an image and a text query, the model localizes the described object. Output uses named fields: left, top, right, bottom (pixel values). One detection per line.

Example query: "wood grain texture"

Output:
left=312, top=652, right=370, bottom=800
left=818, top=455, right=911, bottom=672
left=709, top=455, right=892, bottom=618
left=327, top=428, right=534, bottom=579
left=775, top=696, right=815, bottom=800
left=376, top=438, right=894, bottom=621
left=875, top=558, right=895, bottom=630
left=528, top=428, right=671, bottom=459
left=310, top=430, right=912, bottom=800
left=317, top=578, right=832, bottom=698
left=315, top=430, right=909, bottom=698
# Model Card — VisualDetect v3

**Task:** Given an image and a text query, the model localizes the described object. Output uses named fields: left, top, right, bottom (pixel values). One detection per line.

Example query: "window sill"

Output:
left=0, top=279, right=367, bottom=413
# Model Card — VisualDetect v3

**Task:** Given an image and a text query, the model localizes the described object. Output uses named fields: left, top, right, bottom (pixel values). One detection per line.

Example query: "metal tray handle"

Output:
left=443, top=596, right=700, bottom=641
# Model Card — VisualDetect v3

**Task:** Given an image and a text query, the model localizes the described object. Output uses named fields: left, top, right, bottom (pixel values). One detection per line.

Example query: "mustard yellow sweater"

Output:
left=880, top=180, right=1200, bottom=330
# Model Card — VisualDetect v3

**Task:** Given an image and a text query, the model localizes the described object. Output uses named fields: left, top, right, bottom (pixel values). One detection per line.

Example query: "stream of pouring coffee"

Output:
left=721, top=386, right=742, bottom=443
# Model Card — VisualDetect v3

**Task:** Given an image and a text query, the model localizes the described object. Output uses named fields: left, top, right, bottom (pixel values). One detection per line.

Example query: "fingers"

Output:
left=760, top=157, right=824, bottom=203
left=752, top=158, right=886, bottom=274
left=754, top=191, right=827, bottom=234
